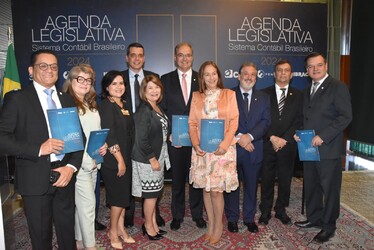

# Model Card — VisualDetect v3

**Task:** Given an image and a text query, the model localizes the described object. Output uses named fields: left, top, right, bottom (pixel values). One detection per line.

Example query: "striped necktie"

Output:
left=278, top=88, right=286, bottom=115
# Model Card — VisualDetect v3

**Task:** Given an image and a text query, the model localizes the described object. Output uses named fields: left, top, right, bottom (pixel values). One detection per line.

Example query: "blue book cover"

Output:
left=200, top=119, right=225, bottom=153
left=172, top=115, right=192, bottom=147
left=47, top=107, right=84, bottom=154
left=296, top=130, right=320, bottom=161
left=86, top=129, right=110, bottom=164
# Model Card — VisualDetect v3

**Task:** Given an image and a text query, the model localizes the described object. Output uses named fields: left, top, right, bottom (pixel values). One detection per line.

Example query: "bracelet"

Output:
left=109, top=144, right=120, bottom=154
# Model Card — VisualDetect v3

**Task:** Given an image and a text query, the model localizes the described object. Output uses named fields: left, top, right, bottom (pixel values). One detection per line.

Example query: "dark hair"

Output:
left=62, top=64, right=97, bottom=114
left=174, top=42, right=193, bottom=55
left=30, top=49, right=58, bottom=66
left=238, top=62, right=257, bottom=75
left=198, top=61, right=224, bottom=93
left=126, top=42, right=144, bottom=56
left=275, top=59, right=293, bottom=72
left=304, top=52, right=327, bottom=65
left=139, top=74, right=163, bottom=104
left=101, top=70, right=126, bottom=100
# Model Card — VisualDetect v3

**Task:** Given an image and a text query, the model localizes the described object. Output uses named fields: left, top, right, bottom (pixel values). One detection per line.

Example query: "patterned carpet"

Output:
left=6, top=177, right=374, bottom=249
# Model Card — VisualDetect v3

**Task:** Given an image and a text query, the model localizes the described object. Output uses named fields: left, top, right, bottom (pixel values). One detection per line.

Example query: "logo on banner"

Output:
left=225, top=69, right=266, bottom=79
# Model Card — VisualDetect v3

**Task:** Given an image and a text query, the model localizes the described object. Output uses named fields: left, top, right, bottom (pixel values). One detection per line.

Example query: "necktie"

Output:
left=278, top=88, right=286, bottom=115
left=243, top=92, right=249, bottom=113
left=181, top=73, right=188, bottom=105
left=310, top=82, right=319, bottom=99
left=44, top=88, right=57, bottom=110
left=134, top=74, right=140, bottom=111
left=44, top=89, right=64, bottom=160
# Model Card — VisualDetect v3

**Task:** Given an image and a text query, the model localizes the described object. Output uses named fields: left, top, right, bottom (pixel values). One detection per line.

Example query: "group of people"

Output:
left=0, top=40, right=352, bottom=249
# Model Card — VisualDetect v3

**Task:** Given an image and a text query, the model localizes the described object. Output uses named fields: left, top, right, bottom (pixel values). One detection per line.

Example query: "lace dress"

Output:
left=189, top=89, right=239, bottom=192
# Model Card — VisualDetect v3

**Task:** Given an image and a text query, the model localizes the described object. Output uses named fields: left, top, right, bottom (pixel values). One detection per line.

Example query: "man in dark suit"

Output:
left=0, top=50, right=83, bottom=249
left=259, top=60, right=303, bottom=225
left=121, top=42, right=165, bottom=227
left=161, top=42, right=206, bottom=230
left=294, top=52, right=352, bottom=243
left=224, top=62, right=271, bottom=233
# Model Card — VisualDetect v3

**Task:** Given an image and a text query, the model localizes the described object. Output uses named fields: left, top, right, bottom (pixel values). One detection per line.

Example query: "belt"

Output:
left=50, top=160, right=62, bottom=169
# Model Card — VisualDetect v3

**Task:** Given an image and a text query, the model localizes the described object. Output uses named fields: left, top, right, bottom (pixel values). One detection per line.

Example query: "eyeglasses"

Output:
left=34, top=63, right=58, bottom=71
left=75, top=76, right=93, bottom=85
left=176, top=53, right=193, bottom=59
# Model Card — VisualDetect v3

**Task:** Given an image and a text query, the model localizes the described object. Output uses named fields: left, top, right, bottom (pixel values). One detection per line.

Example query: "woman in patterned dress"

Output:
left=132, top=74, right=170, bottom=240
left=189, top=61, right=239, bottom=245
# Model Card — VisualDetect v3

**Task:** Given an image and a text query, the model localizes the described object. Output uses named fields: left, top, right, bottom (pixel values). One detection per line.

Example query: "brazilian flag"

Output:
left=1, top=43, right=21, bottom=98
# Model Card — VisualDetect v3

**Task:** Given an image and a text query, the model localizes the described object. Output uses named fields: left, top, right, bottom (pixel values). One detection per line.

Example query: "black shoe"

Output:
left=170, top=218, right=183, bottom=230
left=156, top=215, right=165, bottom=227
left=192, top=218, right=207, bottom=229
left=244, top=222, right=258, bottom=233
left=313, top=230, right=334, bottom=243
left=94, top=220, right=106, bottom=231
left=294, top=220, right=321, bottom=229
left=157, top=229, right=167, bottom=235
left=275, top=212, right=291, bottom=225
left=258, top=214, right=271, bottom=225
left=142, top=224, right=163, bottom=240
left=124, top=215, right=134, bottom=228
left=227, top=221, right=238, bottom=233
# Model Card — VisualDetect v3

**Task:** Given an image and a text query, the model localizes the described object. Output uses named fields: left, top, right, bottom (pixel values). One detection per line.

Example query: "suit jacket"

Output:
left=122, top=69, right=159, bottom=112
left=233, top=86, right=271, bottom=164
left=131, top=101, right=170, bottom=163
left=160, top=69, right=199, bottom=128
left=188, top=89, right=239, bottom=151
left=302, top=75, right=352, bottom=159
left=262, top=85, right=303, bottom=144
left=0, top=84, right=83, bottom=195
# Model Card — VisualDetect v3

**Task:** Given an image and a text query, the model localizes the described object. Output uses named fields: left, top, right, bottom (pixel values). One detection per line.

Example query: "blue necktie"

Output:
left=243, top=93, right=249, bottom=113
left=44, top=89, right=64, bottom=160
left=44, top=89, right=57, bottom=110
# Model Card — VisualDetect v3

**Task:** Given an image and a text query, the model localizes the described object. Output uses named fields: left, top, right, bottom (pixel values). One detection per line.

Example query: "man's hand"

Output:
left=53, top=166, right=74, bottom=187
left=237, top=133, right=252, bottom=148
left=40, top=138, right=64, bottom=156
left=245, top=142, right=255, bottom=152
left=270, top=135, right=287, bottom=152
left=312, top=135, right=324, bottom=147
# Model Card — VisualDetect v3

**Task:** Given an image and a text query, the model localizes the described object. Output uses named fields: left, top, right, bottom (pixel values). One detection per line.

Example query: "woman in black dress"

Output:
left=98, top=70, right=135, bottom=248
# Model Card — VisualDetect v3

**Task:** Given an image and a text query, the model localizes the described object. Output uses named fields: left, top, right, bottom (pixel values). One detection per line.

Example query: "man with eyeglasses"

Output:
left=121, top=42, right=165, bottom=228
left=0, top=49, right=83, bottom=249
left=294, top=52, right=352, bottom=243
left=161, top=42, right=206, bottom=231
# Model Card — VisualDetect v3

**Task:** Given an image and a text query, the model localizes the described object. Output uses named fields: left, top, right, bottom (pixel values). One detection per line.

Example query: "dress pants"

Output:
left=170, top=145, right=204, bottom=220
left=22, top=176, right=76, bottom=250
left=224, top=155, right=262, bottom=223
left=303, top=159, right=342, bottom=232
left=260, top=142, right=297, bottom=215
left=75, top=168, right=97, bottom=247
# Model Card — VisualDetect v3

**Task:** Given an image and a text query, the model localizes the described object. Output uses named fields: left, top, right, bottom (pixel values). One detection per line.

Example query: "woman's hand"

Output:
left=214, top=146, right=227, bottom=155
left=149, top=157, right=161, bottom=171
left=194, top=145, right=206, bottom=156
left=117, top=161, right=126, bottom=177
left=99, top=143, right=108, bottom=156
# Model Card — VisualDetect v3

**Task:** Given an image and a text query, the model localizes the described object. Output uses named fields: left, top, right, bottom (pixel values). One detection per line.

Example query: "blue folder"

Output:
left=172, top=115, right=192, bottom=146
left=47, top=107, right=84, bottom=154
left=200, top=119, right=225, bottom=153
left=296, top=130, right=320, bottom=161
left=86, top=129, right=110, bottom=164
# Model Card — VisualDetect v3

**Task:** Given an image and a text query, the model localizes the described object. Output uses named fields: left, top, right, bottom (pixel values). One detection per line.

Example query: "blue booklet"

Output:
left=172, top=115, right=192, bottom=147
left=200, top=119, right=225, bottom=153
left=296, top=130, right=320, bottom=161
left=47, top=107, right=84, bottom=154
left=86, top=129, right=110, bottom=164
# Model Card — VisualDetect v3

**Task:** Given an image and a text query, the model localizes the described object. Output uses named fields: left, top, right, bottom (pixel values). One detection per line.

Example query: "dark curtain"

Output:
left=348, top=1, right=374, bottom=144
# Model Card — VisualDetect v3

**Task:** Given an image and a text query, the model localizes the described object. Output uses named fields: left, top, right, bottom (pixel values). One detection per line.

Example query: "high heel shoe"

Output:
left=209, top=237, right=221, bottom=245
left=157, top=229, right=167, bottom=235
left=142, top=224, right=163, bottom=240
left=107, top=232, right=123, bottom=249
left=119, top=234, right=136, bottom=243
left=203, top=233, right=211, bottom=241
